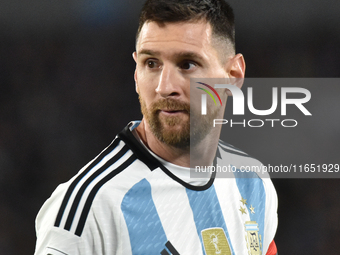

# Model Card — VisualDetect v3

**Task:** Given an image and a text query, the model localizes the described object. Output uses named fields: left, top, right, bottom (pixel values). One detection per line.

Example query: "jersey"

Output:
left=34, top=121, right=278, bottom=255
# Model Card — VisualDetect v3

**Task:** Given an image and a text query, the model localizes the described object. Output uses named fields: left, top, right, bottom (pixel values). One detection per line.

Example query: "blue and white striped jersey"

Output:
left=35, top=121, right=278, bottom=255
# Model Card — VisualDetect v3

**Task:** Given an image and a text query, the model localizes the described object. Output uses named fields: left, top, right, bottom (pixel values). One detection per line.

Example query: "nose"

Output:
left=155, top=64, right=181, bottom=98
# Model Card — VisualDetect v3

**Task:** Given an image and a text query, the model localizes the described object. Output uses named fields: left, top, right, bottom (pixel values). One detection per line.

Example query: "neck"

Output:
left=135, top=119, right=220, bottom=168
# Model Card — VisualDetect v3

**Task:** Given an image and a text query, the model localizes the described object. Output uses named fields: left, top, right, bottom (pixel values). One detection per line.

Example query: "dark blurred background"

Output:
left=0, top=0, right=339, bottom=254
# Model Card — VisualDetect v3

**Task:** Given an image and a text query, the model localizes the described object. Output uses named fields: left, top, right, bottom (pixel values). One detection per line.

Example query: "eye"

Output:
left=146, top=60, right=159, bottom=69
left=180, top=61, right=196, bottom=70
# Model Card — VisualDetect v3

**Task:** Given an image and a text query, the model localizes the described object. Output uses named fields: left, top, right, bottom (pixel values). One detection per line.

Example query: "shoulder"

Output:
left=217, top=139, right=271, bottom=179
left=35, top=129, right=158, bottom=254
left=216, top=139, right=277, bottom=200
left=35, top=122, right=171, bottom=254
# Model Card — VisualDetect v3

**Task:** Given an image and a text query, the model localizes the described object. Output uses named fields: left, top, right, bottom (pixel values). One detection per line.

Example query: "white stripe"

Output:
left=262, top=178, right=278, bottom=253
left=88, top=160, right=154, bottom=255
left=147, top=169, right=204, bottom=255
left=214, top=177, right=250, bottom=254
left=78, top=158, right=155, bottom=255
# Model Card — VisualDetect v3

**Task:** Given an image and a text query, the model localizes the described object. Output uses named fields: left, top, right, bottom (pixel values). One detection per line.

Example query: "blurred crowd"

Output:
left=0, top=27, right=141, bottom=253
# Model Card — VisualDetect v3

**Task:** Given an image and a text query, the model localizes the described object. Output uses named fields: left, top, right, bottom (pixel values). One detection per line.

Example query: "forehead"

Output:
left=136, top=21, right=215, bottom=54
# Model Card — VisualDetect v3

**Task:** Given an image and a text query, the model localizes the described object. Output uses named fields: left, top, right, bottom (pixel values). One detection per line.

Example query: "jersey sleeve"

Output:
left=34, top=178, right=133, bottom=255
left=35, top=184, right=82, bottom=255
left=34, top=136, right=137, bottom=255
left=34, top=183, right=111, bottom=255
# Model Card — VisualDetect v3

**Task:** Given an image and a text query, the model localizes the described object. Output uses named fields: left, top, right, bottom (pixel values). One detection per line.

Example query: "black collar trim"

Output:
left=117, top=124, right=159, bottom=170
left=117, top=123, right=216, bottom=191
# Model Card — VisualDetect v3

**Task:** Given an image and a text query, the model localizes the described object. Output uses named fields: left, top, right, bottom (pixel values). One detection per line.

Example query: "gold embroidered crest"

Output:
left=244, top=221, right=262, bottom=255
left=201, top=228, right=231, bottom=255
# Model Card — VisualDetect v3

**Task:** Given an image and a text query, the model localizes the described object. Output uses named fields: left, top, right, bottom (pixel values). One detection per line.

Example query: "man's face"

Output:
left=133, top=21, right=231, bottom=148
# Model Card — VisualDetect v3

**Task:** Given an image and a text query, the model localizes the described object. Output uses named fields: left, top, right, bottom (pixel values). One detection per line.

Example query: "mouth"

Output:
left=159, top=109, right=188, bottom=116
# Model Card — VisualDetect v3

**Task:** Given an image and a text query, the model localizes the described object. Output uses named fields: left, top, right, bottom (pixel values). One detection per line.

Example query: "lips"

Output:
left=160, top=109, right=187, bottom=113
left=159, top=109, right=188, bottom=116
left=163, top=109, right=182, bottom=112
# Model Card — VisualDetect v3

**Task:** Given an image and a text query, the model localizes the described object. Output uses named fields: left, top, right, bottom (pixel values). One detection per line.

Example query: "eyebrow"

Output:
left=138, top=49, right=160, bottom=56
left=138, top=49, right=205, bottom=62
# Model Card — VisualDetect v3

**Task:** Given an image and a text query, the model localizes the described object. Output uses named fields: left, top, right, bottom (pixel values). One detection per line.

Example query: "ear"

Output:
left=132, top=52, right=139, bottom=94
left=227, top=53, right=245, bottom=79
left=225, top=53, right=245, bottom=96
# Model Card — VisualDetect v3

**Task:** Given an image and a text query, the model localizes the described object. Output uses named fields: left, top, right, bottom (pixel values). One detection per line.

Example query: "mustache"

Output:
left=150, top=99, right=190, bottom=113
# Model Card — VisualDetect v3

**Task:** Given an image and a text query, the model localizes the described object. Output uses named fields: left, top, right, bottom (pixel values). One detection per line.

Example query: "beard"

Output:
left=139, top=96, right=219, bottom=149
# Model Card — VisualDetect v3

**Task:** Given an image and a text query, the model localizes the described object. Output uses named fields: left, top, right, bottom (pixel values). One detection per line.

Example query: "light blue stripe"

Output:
left=245, top=228, right=259, bottom=231
left=121, top=179, right=167, bottom=255
left=186, top=185, right=235, bottom=255
left=234, top=169, right=266, bottom=244
left=245, top=224, right=258, bottom=227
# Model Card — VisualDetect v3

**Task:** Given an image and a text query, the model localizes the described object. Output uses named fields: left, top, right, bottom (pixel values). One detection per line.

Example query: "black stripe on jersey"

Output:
left=165, top=241, right=180, bottom=255
left=218, top=143, right=255, bottom=159
left=74, top=154, right=137, bottom=236
left=47, top=247, right=68, bottom=255
left=216, top=146, right=222, bottom=159
left=63, top=144, right=130, bottom=231
left=218, top=139, right=245, bottom=152
left=54, top=138, right=121, bottom=227
left=161, top=250, right=170, bottom=255
left=118, top=124, right=160, bottom=170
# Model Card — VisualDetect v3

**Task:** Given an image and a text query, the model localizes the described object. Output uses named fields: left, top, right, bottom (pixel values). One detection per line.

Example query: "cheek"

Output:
left=137, top=84, right=156, bottom=107
left=136, top=72, right=149, bottom=94
left=138, top=82, right=156, bottom=99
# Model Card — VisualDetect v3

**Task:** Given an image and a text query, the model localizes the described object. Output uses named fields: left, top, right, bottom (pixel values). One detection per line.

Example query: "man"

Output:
left=35, top=0, right=278, bottom=254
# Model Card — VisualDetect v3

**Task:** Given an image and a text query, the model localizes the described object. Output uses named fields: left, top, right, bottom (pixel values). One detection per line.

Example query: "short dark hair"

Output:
left=136, top=0, right=235, bottom=52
